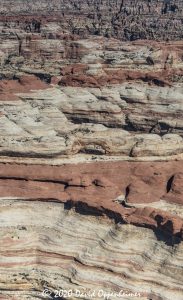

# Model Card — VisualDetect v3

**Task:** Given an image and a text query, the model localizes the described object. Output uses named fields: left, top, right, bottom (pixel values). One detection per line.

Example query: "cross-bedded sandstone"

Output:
left=0, top=2, right=183, bottom=299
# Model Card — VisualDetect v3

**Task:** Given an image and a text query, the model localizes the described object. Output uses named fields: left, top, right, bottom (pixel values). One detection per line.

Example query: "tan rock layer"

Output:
left=1, top=201, right=183, bottom=300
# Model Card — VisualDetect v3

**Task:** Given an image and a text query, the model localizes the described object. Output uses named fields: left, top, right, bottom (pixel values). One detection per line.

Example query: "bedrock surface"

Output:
left=0, top=4, right=183, bottom=300
left=0, top=161, right=183, bottom=238
left=0, top=200, right=183, bottom=300
left=0, top=0, right=183, bottom=41
left=0, top=83, right=183, bottom=159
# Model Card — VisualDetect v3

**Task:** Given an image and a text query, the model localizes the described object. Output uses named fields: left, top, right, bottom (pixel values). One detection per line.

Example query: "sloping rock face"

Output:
left=0, top=1, right=183, bottom=300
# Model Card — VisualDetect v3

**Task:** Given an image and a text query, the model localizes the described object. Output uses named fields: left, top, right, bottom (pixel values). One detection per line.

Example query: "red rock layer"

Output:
left=0, top=161, right=182, bottom=239
left=0, top=75, right=49, bottom=101
left=58, top=40, right=183, bottom=87
left=59, top=68, right=177, bottom=88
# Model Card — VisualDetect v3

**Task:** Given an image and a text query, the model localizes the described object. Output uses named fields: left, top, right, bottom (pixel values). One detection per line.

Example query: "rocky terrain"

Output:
left=0, top=0, right=183, bottom=40
left=0, top=1, right=183, bottom=300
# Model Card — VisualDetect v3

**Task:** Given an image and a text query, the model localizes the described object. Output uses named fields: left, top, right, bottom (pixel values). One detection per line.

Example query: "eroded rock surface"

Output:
left=0, top=0, right=183, bottom=41
left=0, top=201, right=183, bottom=300
left=0, top=2, right=183, bottom=300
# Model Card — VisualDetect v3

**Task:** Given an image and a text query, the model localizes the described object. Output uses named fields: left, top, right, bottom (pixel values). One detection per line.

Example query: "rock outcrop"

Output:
left=0, top=1, right=183, bottom=300
left=1, top=201, right=183, bottom=300
left=0, top=0, right=183, bottom=41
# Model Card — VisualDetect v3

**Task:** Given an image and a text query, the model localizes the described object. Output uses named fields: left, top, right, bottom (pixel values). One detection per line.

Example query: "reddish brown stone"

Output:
left=0, top=75, right=49, bottom=101
left=0, top=161, right=182, bottom=237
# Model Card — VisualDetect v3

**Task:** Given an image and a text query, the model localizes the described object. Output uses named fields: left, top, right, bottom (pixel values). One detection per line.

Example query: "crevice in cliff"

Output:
left=0, top=176, right=68, bottom=186
left=166, top=175, right=174, bottom=193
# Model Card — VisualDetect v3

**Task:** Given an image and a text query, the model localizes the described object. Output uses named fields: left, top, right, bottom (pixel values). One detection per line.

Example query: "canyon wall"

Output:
left=0, top=0, right=183, bottom=40
left=0, top=1, right=183, bottom=300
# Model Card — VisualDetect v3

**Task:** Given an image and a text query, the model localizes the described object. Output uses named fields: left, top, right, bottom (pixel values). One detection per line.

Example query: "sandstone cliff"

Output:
left=0, top=1, right=183, bottom=300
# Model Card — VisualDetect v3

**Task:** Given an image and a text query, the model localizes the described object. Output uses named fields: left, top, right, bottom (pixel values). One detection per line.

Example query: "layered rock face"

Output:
left=0, top=32, right=183, bottom=158
left=0, top=0, right=183, bottom=40
left=0, top=1, right=183, bottom=300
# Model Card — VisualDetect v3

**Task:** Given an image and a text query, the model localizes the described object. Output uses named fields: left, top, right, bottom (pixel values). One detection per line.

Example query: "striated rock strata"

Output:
left=0, top=2, right=183, bottom=300
left=0, top=0, right=183, bottom=41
